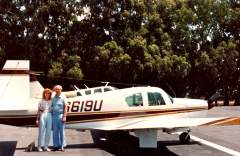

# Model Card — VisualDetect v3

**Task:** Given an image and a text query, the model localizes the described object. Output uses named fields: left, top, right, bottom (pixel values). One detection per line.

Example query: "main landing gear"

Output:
left=179, top=130, right=191, bottom=144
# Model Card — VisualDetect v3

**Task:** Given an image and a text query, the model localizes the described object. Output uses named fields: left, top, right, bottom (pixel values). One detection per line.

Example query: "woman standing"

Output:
left=36, top=88, right=52, bottom=152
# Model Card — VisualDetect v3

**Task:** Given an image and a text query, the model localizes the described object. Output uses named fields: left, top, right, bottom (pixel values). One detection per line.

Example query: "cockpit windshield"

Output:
left=147, top=92, right=165, bottom=106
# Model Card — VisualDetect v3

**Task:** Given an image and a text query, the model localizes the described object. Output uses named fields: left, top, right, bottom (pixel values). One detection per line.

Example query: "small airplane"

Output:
left=0, top=60, right=240, bottom=148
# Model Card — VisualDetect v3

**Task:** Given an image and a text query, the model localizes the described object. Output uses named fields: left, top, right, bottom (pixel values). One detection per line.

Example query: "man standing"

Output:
left=51, top=85, right=67, bottom=151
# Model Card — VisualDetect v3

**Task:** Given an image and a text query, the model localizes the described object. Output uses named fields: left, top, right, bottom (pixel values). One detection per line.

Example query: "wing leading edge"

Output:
left=79, top=116, right=240, bottom=131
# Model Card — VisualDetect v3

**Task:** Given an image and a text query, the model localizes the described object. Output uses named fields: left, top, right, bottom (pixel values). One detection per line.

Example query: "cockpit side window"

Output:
left=85, top=90, right=91, bottom=95
left=94, top=88, right=102, bottom=93
left=104, top=87, right=112, bottom=92
left=147, top=92, right=165, bottom=106
left=125, top=93, right=143, bottom=107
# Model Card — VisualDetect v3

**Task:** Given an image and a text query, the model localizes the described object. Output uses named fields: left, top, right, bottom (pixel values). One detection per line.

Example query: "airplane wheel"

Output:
left=179, top=132, right=190, bottom=144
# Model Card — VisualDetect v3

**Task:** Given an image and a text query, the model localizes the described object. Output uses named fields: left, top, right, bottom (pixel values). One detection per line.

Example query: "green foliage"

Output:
left=155, top=54, right=190, bottom=79
left=1, top=0, right=240, bottom=99
left=48, top=62, right=63, bottom=77
left=94, top=41, right=131, bottom=81
left=66, top=65, right=83, bottom=79
left=48, top=54, right=83, bottom=79
left=210, top=40, right=239, bottom=78
left=148, top=44, right=160, bottom=57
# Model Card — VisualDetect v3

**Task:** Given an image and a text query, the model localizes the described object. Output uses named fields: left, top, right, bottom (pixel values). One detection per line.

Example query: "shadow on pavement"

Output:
left=0, top=141, right=17, bottom=156
left=13, top=139, right=199, bottom=156
left=15, top=143, right=97, bottom=152
left=157, top=140, right=200, bottom=146
left=66, top=143, right=97, bottom=149
left=100, top=140, right=181, bottom=156
left=98, top=134, right=200, bottom=156
left=91, top=133, right=191, bottom=156
left=13, top=134, right=200, bottom=155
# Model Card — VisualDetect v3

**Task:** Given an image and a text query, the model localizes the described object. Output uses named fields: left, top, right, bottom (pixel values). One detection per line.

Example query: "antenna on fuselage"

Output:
left=71, top=85, right=81, bottom=91
left=166, top=83, right=176, bottom=98
left=101, top=81, right=110, bottom=86
left=83, top=84, right=89, bottom=89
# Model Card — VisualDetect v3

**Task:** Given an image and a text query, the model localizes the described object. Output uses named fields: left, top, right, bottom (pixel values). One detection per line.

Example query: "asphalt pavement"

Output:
left=0, top=106, right=240, bottom=156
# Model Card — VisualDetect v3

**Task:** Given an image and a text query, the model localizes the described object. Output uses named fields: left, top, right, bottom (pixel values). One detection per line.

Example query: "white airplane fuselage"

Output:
left=64, top=87, right=208, bottom=130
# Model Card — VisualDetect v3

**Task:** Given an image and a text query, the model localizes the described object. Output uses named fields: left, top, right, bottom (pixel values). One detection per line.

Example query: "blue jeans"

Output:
left=52, top=114, right=65, bottom=148
left=38, top=112, right=52, bottom=149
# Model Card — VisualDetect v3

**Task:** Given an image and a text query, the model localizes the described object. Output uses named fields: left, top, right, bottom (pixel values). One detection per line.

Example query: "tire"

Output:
left=179, top=132, right=190, bottom=144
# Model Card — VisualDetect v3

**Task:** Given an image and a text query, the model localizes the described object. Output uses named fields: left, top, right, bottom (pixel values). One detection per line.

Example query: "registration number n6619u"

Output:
left=67, top=100, right=103, bottom=112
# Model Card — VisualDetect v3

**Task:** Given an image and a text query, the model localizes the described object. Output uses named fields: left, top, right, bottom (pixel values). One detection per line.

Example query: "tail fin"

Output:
left=0, top=60, right=30, bottom=109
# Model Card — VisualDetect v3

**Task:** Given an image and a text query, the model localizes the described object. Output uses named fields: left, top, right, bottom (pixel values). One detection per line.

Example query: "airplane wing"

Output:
left=86, top=106, right=240, bottom=131
left=95, top=116, right=240, bottom=131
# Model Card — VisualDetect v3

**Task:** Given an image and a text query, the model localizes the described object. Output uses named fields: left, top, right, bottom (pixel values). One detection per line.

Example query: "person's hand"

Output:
left=36, top=120, right=39, bottom=126
left=62, top=116, right=66, bottom=123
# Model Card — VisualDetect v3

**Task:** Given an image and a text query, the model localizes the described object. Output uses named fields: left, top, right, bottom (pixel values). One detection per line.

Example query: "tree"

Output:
left=210, top=40, right=239, bottom=105
left=48, top=54, right=83, bottom=79
left=1, top=0, right=239, bottom=101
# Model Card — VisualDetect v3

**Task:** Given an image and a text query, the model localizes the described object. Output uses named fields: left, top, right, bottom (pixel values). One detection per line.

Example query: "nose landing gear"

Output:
left=179, top=131, right=191, bottom=144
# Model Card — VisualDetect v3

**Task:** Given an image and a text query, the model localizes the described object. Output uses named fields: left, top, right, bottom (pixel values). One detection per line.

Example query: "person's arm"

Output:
left=62, top=97, right=68, bottom=123
left=62, top=104, right=67, bottom=122
left=36, top=101, right=42, bottom=126
left=36, top=108, right=40, bottom=126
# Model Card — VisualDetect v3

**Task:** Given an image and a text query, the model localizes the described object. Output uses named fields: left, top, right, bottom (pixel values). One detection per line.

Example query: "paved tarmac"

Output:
left=0, top=106, right=240, bottom=156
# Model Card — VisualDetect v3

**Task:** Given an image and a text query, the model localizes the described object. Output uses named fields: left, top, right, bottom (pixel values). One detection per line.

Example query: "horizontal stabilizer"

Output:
left=3, top=60, right=29, bottom=71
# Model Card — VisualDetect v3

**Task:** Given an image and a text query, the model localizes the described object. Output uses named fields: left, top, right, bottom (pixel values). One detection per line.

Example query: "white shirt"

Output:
left=38, top=99, right=52, bottom=113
